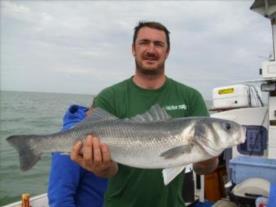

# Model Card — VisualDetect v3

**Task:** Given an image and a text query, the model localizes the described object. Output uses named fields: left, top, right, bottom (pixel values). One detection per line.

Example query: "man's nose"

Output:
left=146, top=42, right=156, bottom=53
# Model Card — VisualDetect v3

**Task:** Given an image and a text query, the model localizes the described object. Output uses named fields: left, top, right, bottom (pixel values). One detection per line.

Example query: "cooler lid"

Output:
left=232, top=178, right=270, bottom=198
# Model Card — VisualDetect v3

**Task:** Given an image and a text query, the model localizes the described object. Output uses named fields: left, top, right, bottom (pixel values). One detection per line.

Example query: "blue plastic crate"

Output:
left=237, top=125, right=267, bottom=156
left=229, top=156, right=276, bottom=184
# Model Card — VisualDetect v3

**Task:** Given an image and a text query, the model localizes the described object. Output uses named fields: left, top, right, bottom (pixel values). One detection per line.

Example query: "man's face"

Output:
left=132, top=27, right=170, bottom=75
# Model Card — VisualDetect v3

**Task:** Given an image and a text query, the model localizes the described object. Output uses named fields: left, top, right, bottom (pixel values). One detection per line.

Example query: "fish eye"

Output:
left=223, top=123, right=232, bottom=131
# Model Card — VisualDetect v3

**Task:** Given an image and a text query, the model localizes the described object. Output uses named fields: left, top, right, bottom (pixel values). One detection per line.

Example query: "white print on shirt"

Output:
left=165, top=104, right=187, bottom=111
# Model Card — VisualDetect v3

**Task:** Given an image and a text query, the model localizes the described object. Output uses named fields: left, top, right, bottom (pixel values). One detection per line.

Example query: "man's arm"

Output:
left=193, top=157, right=218, bottom=175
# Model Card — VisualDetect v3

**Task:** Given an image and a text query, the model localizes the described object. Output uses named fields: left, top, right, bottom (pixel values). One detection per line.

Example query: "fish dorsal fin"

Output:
left=129, top=104, right=171, bottom=122
left=85, top=107, right=118, bottom=122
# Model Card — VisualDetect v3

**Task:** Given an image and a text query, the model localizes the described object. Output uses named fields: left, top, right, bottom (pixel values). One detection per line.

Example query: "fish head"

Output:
left=211, top=118, right=246, bottom=146
left=194, top=118, right=246, bottom=151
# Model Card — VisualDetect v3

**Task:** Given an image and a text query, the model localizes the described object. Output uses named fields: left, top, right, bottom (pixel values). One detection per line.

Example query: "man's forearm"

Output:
left=94, top=162, right=118, bottom=178
left=193, top=157, right=218, bottom=175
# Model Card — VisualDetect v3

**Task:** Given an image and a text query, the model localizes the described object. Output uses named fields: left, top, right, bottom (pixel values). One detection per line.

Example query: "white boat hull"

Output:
left=3, top=193, right=48, bottom=207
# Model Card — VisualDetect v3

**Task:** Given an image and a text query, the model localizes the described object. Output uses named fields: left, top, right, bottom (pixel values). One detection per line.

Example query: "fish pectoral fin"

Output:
left=160, top=145, right=192, bottom=159
left=162, top=166, right=185, bottom=185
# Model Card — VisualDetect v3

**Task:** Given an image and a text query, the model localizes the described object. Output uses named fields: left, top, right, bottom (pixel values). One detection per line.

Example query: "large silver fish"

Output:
left=7, top=105, right=245, bottom=184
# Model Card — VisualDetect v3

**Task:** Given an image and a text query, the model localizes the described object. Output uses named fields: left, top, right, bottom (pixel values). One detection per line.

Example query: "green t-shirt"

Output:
left=93, top=77, right=208, bottom=207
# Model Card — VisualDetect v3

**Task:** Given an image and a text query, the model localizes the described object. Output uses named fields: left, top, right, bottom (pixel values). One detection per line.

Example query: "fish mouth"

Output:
left=235, top=126, right=247, bottom=145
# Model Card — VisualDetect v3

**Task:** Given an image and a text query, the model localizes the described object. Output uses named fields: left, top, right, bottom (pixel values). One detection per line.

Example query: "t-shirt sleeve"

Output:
left=189, top=89, right=209, bottom=117
left=92, top=87, right=117, bottom=115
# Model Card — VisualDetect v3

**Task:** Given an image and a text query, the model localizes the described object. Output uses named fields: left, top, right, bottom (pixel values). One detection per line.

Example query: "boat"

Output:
left=4, top=0, right=276, bottom=206
left=201, top=0, right=276, bottom=206
left=2, top=193, right=48, bottom=207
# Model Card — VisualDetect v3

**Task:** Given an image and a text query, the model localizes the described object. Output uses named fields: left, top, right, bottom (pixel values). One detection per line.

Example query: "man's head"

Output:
left=132, top=21, right=170, bottom=76
left=132, top=21, right=170, bottom=51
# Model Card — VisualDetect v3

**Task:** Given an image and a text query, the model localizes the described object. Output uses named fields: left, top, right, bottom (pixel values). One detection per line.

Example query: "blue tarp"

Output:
left=267, top=183, right=276, bottom=207
left=189, top=201, right=213, bottom=207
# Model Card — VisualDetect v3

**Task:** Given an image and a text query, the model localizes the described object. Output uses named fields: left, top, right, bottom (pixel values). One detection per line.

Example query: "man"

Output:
left=71, top=21, right=218, bottom=207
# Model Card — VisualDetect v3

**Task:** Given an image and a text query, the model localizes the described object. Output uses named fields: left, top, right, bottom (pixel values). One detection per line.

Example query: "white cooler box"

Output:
left=212, top=84, right=250, bottom=109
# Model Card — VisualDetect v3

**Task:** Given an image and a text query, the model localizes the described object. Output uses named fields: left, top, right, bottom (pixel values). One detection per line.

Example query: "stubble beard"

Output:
left=135, top=60, right=165, bottom=77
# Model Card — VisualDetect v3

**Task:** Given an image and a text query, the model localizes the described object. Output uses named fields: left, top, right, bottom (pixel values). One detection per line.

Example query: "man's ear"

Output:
left=165, top=48, right=170, bottom=59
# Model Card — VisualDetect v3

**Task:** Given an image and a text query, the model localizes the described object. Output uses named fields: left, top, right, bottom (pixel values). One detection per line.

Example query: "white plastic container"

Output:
left=212, top=84, right=250, bottom=109
left=261, top=61, right=276, bottom=80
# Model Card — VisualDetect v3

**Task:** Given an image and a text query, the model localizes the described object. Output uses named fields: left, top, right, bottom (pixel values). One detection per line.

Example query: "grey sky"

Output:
left=0, top=0, right=272, bottom=99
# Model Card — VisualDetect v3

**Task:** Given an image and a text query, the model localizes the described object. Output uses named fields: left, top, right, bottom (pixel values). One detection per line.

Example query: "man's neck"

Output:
left=132, top=73, right=166, bottom=90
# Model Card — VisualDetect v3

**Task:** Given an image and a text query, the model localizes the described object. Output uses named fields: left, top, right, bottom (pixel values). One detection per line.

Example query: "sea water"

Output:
left=0, top=91, right=93, bottom=205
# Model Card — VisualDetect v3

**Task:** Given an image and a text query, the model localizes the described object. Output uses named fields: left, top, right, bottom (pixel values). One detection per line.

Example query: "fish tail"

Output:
left=6, top=135, right=42, bottom=171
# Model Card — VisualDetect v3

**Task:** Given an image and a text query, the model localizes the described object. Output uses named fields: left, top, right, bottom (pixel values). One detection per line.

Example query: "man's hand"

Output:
left=193, top=157, right=218, bottom=175
left=70, top=135, right=118, bottom=178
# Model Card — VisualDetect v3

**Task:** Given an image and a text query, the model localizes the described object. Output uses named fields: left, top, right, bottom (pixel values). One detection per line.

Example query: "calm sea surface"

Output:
left=0, top=91, right=93, bottom=205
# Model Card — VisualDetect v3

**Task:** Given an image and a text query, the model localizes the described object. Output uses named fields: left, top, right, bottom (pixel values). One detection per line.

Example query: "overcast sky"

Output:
left=0, top=0, right=272, bottom=99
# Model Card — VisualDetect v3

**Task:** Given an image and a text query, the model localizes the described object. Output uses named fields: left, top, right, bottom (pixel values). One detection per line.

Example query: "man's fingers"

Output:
left=70, top=135, right=117, bottom=177
left=101, top=143, right=111, bottom=163
left=92, top=136, right=102, bottom=164
left=83, top=135, right=93, bottom=167
left=70, top=140, right=83, bottom=163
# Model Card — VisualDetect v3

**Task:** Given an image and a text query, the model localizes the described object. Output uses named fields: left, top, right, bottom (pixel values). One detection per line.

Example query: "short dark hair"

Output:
left=132, top=21, right=170, bottom=50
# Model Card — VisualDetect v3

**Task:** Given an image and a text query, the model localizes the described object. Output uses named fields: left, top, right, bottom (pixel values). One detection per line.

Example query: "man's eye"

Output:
left=157, top=44, right=164, bottom=47
left=154, top=42, right=165, bottom=47
left=139, top=41, right=149, bottom=45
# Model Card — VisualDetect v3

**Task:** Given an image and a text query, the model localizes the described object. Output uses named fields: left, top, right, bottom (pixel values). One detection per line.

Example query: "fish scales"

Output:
left=6, top=105, right=246, bottom=172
